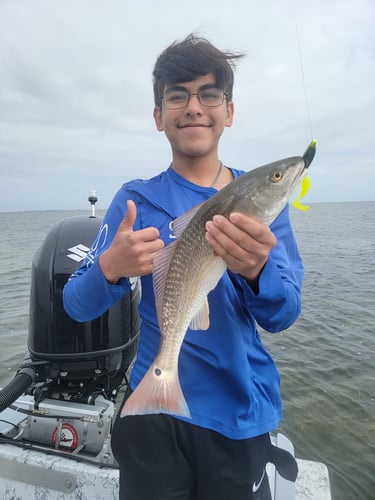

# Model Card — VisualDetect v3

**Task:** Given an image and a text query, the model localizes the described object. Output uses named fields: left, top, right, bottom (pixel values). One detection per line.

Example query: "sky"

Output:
left=0, top=0, right=374, bottom=212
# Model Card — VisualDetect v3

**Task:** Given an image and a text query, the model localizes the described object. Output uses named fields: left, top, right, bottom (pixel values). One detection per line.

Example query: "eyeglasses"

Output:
left=161, top=88, right=227, bottom=109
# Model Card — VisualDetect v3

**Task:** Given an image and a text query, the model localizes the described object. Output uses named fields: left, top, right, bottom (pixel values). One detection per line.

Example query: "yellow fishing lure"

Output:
left=292, top=176, right=311, bottom=211
left=292, top=139, right=316, bottom=211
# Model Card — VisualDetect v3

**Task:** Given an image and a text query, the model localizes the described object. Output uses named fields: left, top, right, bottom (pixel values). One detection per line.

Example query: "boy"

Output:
left=63, top=34, right=303, bottom=499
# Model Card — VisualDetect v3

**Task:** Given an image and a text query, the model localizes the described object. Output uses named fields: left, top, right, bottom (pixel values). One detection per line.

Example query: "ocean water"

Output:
left=0, top=202, right=374, bottom=500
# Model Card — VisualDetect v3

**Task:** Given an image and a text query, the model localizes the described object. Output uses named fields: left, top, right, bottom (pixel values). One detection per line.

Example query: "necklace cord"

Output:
left=170, top=160, right=223, bottom=188
left=210, top=161, right=223, bottom=188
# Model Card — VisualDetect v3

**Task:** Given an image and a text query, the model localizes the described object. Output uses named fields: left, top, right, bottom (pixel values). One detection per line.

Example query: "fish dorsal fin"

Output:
left=152, top=242, right=176, bottom=328
left=172, top=202, right=204, bottom=238
left=189, top=298, right=210, bottom=331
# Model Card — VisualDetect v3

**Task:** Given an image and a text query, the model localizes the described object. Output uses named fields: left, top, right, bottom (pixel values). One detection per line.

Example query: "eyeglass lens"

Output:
left=163, top=88, right=225, bottom=109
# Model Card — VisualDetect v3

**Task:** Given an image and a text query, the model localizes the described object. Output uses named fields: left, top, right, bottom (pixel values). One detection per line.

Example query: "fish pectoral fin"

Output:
left=189, top=298, right=210, bottom=331
left=172, top=202, right=204, bottom=238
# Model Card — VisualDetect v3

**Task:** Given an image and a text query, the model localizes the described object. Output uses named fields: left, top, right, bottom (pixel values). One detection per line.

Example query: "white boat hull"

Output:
left=0, top=434, right=331, bottom=499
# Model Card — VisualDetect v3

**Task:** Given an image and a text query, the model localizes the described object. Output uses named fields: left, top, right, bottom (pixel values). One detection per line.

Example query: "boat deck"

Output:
left=0, top=437, right=331, bottom=499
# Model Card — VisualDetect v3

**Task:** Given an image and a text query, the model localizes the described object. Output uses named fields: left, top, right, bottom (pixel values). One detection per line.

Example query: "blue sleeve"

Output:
left=63, top=260, right=130, bottom=321
left=63, top=188, right=133, bottom=322
left=229, top=204, right=304, bottom=332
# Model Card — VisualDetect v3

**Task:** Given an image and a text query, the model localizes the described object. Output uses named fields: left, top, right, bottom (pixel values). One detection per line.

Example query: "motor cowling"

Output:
left=27, top=215, right=140, bottom=396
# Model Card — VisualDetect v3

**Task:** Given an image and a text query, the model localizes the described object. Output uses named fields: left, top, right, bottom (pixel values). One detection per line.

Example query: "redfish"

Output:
left=121, top=143, right=316, bottom=418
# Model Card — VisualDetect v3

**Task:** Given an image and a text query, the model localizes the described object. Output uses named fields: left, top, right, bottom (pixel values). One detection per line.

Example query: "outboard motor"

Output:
left=25, top=212, right=140, bottom=402
left=0, top=195, right=140, bottom=462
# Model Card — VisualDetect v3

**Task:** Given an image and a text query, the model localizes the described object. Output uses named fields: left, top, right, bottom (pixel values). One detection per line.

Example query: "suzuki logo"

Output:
left=67, top=244, right=90, bottom=262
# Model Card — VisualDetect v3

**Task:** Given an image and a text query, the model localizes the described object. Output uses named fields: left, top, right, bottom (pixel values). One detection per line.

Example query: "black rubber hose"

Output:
left=0, top=367, right=36, bottom=412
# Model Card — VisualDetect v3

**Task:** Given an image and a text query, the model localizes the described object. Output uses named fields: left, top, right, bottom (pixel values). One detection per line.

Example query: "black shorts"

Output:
left=111, top=399, right=274, bottom=500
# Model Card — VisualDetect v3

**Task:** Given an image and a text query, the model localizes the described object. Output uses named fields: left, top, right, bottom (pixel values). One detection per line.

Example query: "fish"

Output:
left=121, top=143, right=316, bottom=419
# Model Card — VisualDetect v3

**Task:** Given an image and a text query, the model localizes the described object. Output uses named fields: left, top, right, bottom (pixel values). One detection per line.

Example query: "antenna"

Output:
left=88, top=189, right=98, bottom=218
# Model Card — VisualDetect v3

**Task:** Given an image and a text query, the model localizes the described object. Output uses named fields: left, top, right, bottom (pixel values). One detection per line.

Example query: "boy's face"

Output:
left=153, top=73, right=234, bottom=161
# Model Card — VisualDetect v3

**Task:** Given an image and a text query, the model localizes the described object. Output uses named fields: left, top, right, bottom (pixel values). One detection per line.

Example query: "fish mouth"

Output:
left=285, top=159, right=307, bottom=194
left=293, top=162, right=308, bottom=186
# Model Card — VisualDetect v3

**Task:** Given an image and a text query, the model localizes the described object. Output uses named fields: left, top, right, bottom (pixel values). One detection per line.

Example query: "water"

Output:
left=0, top=203, right=374, bottom=499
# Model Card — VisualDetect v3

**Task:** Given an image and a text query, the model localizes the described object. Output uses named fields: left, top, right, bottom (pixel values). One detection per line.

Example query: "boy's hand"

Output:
left=205, top=213, right=277, bottom=286
left=99, top=200, right=164, bottom=284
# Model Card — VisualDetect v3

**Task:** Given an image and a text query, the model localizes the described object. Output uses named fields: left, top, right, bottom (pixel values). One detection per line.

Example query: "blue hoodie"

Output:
left=63, top=166, right=304, bottom=439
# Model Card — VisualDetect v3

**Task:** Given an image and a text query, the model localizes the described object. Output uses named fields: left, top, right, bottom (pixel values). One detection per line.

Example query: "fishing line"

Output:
left=289, top=2, right=316, bottom=211
left=292, top=4, right=314, bottom=139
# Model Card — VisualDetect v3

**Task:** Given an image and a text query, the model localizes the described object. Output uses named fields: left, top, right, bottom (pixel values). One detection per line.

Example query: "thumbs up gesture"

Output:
left=99, top=200, right=164, bottom=284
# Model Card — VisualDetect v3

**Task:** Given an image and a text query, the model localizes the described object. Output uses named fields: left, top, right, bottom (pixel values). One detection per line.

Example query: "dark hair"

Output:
left=152, top=34, right=244, bottom=107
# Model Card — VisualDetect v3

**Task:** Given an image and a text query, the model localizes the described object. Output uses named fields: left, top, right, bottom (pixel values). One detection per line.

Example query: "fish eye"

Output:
left=271, top=170, right=283, bottom=182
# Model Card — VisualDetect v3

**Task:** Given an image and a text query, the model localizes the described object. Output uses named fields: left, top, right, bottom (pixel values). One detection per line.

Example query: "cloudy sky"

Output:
left=1, top=0, right=374, bottom=212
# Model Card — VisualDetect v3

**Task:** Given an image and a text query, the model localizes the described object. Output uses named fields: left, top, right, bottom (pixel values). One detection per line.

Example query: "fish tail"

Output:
left=120, top=364, right=191, bottom=419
